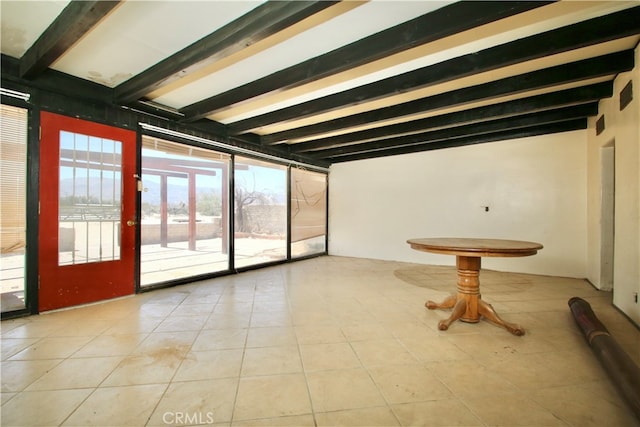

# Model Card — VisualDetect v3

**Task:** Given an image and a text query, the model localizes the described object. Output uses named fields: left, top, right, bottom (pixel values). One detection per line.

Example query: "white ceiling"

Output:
left=2, top=1, right=639, bottom=164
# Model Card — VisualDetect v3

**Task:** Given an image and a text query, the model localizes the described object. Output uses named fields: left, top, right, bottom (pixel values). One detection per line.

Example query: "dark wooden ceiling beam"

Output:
left=288, top=81, right=612, bottom=152
left=179, top=1, right=550, bottom=121
left=265, top=80, right=611, bottom=145
left=19, top=1, right=121, bottom=79
left=2, top=58, right=329, bottom=169
left=255, top=50, right=633, bottom=144
left=326, top=119, right=587, bottom=163
left=228, top=6, right=640, bottom=134
left=114, top=1, right=339, bottom=104
left=310, top=104, right=597, bottom=159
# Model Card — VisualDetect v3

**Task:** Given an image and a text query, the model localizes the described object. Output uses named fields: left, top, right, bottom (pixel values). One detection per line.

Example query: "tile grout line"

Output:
left=227, top=275, right=257, bottom=426
left=283, top=264, right=321, bottom=427
left=142, top=295, right=216, bottom=427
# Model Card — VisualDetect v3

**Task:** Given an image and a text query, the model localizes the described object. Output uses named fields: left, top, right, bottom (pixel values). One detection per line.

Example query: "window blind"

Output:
left=0, top=104, right=28, bottom=254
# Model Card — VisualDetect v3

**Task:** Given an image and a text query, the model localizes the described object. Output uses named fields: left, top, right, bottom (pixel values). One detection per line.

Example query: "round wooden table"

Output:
left=407, top=238, right=543, bottom=335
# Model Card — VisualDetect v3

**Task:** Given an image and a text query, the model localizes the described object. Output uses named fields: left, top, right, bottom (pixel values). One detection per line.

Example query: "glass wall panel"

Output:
left=140, top=136, right=230, bottom=286
left=290, top=168, right=327, bottom=258
left=0, top=104, right=28, bottom=312
left=234, top=156, right=287, bottom=268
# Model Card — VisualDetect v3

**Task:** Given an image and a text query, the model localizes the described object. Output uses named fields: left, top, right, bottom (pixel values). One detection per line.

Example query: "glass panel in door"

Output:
left=58, top=131, right=122, bottom=265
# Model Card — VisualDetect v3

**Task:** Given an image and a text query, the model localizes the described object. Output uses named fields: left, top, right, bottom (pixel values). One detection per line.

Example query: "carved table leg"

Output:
left=425, top=256, right=481, bottom=330
left=478, top=299, right=525, bottom=336
left=424, top=255, right=525, bottom=335
left=426, top=294, right=457, bottom=310
left=437, top=298, right=467, bottom=331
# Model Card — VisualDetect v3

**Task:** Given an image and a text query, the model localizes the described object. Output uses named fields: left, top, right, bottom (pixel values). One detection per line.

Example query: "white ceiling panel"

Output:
left=51, top=1, right=264, bottom=87
left=151, top=0, right=454, bottom=108
left=2, top=0, right=638, bottom=164
left=0, top=0, right=70, bottom=58
left=204, top=0, right=637, bottom=124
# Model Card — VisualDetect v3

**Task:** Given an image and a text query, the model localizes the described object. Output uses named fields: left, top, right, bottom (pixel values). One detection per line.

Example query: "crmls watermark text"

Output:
left=162, top=411, right=215, bottom=425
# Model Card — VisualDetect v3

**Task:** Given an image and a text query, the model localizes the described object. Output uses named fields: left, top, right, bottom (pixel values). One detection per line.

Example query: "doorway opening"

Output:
left=600, top=143, right=615, bottom=291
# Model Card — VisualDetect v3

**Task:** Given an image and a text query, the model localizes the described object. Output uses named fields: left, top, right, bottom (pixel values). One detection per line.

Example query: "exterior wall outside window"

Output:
left=234, top=156, right=287, bottom=269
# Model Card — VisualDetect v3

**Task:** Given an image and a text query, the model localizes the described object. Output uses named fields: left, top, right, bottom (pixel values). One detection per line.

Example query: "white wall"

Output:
left=586, top=46, right=640, bottom=324
left=329, top=131, right=588, bottom=278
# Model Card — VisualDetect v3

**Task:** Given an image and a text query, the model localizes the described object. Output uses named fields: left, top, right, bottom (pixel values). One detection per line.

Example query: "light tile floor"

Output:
left=2, top=256, right=639, bottom=426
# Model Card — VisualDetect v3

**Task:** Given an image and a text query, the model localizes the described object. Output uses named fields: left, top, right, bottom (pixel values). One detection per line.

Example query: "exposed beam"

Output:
left=2, top=58, right=330, bottom=170
left=228, top=6, right=640, bottom=134
left=114, top=1, right=339, bottom=104
left=180, top=1, right=551, bottom=121
left=20, top=1, right=121, bottom=79
left=327, top=119, right=587, bottom=163
left=288, top=81, right=612, bottom=151
left=264, top=80, right=611, bottom=145
left=254, top=50, right=633, bottom=143
left=311, top=104, right=597, bottom=159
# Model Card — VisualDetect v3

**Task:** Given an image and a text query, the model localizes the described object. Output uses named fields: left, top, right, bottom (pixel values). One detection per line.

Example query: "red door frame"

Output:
left=39, top=112, right=137, bottom=312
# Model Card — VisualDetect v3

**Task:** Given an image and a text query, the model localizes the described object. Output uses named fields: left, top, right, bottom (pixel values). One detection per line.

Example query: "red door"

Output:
left=39, top=112, right=137, bottom=311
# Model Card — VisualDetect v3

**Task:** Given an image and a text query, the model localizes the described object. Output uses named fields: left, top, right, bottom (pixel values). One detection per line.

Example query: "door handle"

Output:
left=126, top=220, right=137, bottom=227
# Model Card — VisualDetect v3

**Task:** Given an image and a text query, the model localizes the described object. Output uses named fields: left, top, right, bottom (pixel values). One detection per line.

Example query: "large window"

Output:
left=140, top=137, right=326, bottom=285
left=0, top=105, right=28, bottom=312
left=1, top=110, right=326, bottom=310
left=234, top=156, right=287, bottom=268
left=140, top=136, right=230, bottom=286
left=290, top=168, right=327, bottom=258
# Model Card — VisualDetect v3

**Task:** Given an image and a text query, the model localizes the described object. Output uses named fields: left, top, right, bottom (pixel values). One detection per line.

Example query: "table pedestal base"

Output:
left=425, top=256, right=525, bottom=336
